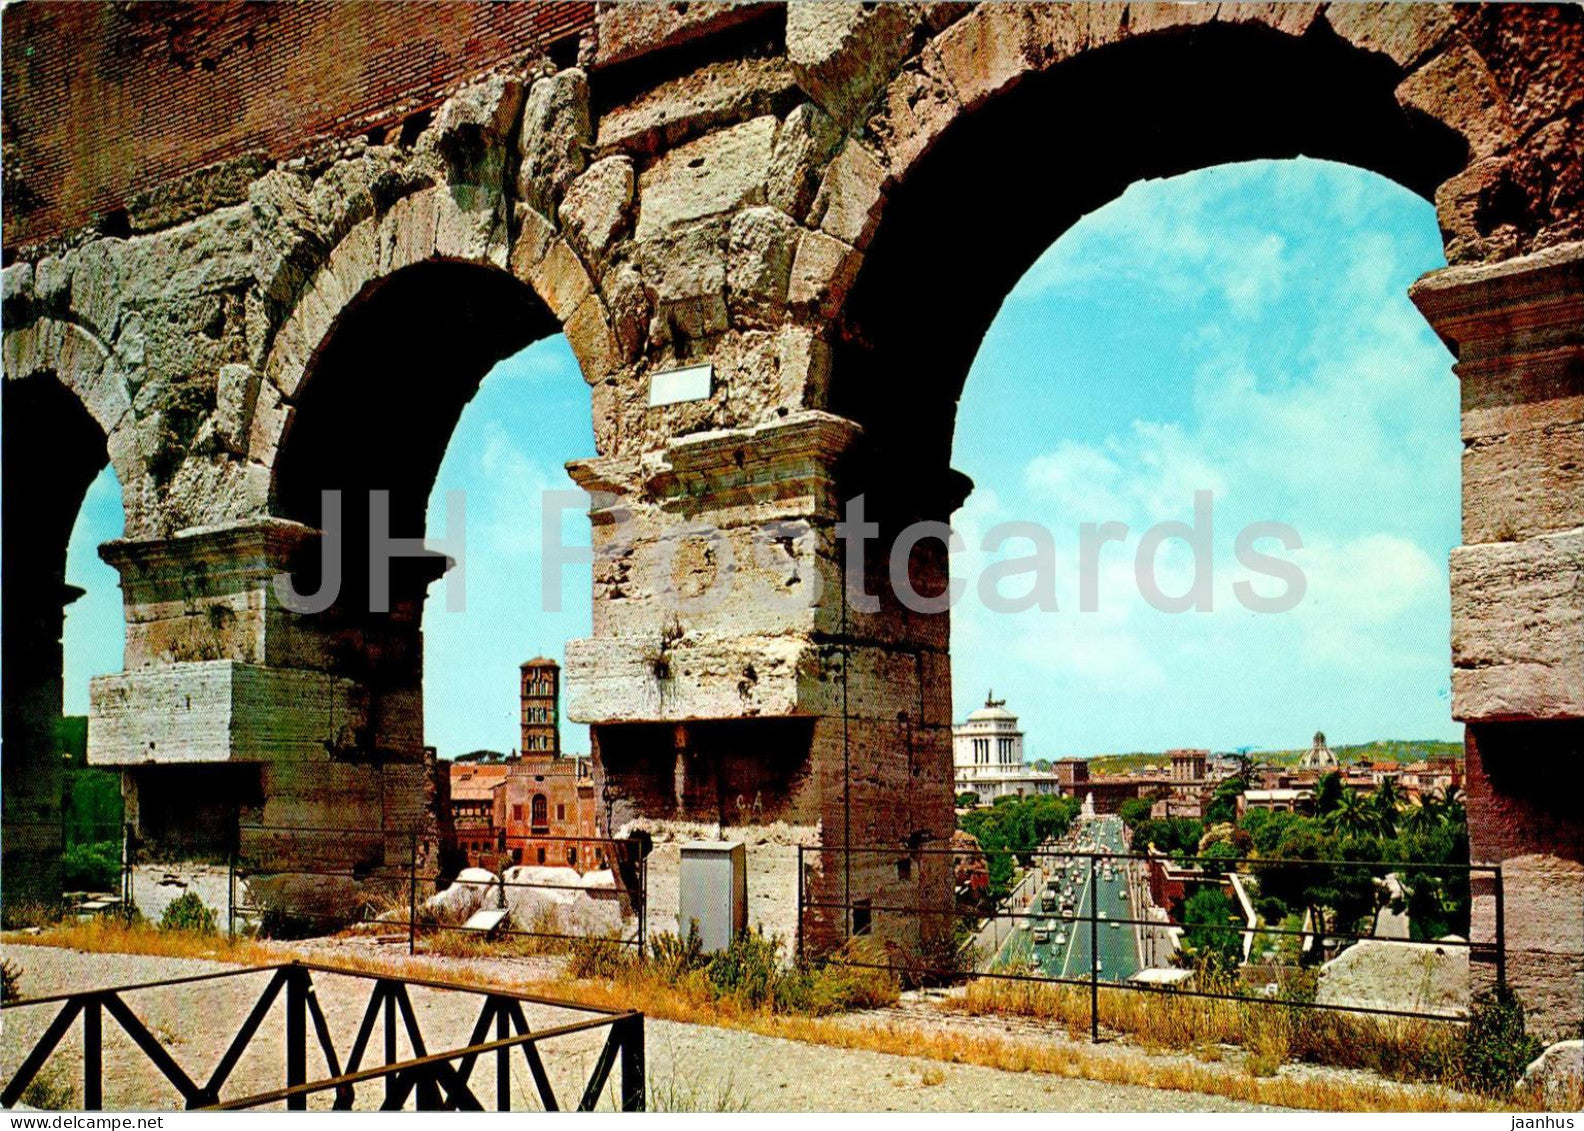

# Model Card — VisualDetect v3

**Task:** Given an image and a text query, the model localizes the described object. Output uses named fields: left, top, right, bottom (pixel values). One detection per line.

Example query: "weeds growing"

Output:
left=1, top=918, right=1561, bottom=1113
left=954, top=970, right=1544, bottom=1098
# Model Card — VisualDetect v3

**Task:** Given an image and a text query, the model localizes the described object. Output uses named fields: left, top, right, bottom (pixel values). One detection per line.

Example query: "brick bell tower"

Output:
left=519, top=658, right=560, bottom=757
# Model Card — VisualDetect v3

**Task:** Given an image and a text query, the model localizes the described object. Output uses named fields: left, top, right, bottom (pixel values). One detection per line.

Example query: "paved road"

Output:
left=1004, top=817, right=1142, bottom=983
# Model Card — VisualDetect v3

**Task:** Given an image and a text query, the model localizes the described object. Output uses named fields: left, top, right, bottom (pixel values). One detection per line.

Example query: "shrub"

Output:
left=158, top=891, right=216, bottom=934
left=705, top=928, right=782, bottom=1007
left=1, top=959, right=22, bottom=1003
left=1460, top=986, right=1541, bottom=1095
left=21, top=1063, right=74, bottom=1110
left=60, top=840, right=121, bottom=890
left=629, top=926, right=898, bottom=1017
left=568, top=936, right=634, bottom=979
left=788, top=939, right=901, bottom=1015
left=1255, top=895, right=1288, bottom=923
left=881, top=923, right=978, bottom=989
left=256, top=902, right=319, bottom=941
left=648, top=924, right=708, bottom=981
left=1, top=899, right=69, bottom=931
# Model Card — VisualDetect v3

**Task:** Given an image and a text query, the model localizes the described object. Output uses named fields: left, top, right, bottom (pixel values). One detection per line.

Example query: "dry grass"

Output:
left=955, top=976, right=1471, bottom=1088
left=410, top=905, right=587, bottom=960
left=4, top=917, right=286, bottom=968
left=0, top=923, right=1548, bottom=1114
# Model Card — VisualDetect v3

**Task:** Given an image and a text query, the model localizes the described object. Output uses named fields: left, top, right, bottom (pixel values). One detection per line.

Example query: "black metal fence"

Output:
left=799, top=841, right=1502, bottom=1042
left=3, top=822, right=650, bottom=956
left=1, top=961, right=644, bottom=1110
left=220, top=825, right=648, bottom=955
left=0, top=819, right=131, bottom=923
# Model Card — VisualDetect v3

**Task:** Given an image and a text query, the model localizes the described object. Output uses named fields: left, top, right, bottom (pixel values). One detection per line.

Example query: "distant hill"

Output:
left=1085, top=738, right=1463, bottom=776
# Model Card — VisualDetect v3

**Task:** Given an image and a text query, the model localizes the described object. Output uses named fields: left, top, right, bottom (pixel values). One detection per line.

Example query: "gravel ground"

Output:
left=0, top=945, right=1286, bottom=1113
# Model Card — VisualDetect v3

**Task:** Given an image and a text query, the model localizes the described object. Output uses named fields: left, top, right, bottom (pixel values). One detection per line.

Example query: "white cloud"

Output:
left=1015, top=169, right=1293, bottom=321
left=1286, top=534, right=1443, bottom=663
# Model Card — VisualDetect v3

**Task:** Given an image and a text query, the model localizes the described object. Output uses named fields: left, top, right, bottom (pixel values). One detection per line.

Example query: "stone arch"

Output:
left=2, top=317, right=136, bottom=491
left=232, top=183, right=621, bottom=848
left=0, top=320, right=132, bottom=902
left=813, top=7, right=1513, bottom=472
left=261, top=260, right=561, bottom=780
left=792, top=3, right=1583, bottom=1031
left=248, top=186, right=621, bottom=494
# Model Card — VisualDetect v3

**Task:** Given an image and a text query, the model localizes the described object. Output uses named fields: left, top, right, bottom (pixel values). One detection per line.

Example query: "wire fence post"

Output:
left=1493, top=865, right=1507, bottom=994
left=796, top=844, right=804, bottom=964
left=121, top=823, right=133, bottom=920
left=407, top=830, right=418, bottom=956
left=638, top=852, right=648, bottom=957
left=1089, top=852, right=1099, bottom=1043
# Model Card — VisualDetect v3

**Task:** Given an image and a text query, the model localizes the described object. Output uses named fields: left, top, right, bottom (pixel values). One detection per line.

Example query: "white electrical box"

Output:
left=678, top=840, right=747, bottom=952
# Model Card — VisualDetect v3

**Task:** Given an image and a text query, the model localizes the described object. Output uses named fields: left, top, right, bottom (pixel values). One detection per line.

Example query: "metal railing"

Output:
left=1, top=961, right=644, bottom=1110
left=2, top=821, right=651, bottom=953
left=218, top=825, right=649, bottom=956
left=0, top=819, right=132, bottom=922
left=798, top=842, right=1501, bottom=1042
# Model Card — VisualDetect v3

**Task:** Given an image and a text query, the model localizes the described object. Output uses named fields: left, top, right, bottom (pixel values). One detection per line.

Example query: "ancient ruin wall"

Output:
left=1, top=3, right=1581, bottom=1026
left=1, top=1, right=594, bottom=250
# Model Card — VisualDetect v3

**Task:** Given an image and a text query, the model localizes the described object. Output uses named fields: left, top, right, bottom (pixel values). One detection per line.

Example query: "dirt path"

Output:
left=1, top=945, right=1283, bottom=1112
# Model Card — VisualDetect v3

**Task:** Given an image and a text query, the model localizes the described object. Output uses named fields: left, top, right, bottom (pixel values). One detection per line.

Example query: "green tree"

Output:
left=1327, top=788, right=1378, bottom=838
left=1180, top=886, right=1242, bottom=973
left=1400, top=799, right=1439, bottom=836
left=958, top=794, right=1081, bottom=899
left=1117, top=797, right=1154, bottom=830
left=1130, top=817, right=1204, bottom=858
left=1257, top=823, right=1337, bottom=958
left=1204, top=778, right=1242, bottom=827
left=1370, top=777, right=1404, bottom=837
left=1431, top=785, right=1465, bottom=825
left=1313, top=771, right=1344, bottom=817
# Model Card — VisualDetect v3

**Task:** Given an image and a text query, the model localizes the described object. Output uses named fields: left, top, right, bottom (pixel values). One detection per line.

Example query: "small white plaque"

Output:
left=648, top=364, right=713, bottom=407
left=461, top=908, right=510, bottom=934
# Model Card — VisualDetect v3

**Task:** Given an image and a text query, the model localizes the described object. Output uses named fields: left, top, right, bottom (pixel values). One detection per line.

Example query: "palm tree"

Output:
left=1371, top=777, right=1404, bottom=836
left=1374, top=775, right=1404, bottom=813
left=1328, top=788, right=1377, bottom=839
left=1401, top=799, right=1439, bottom=836
left=1430, top=784, right=1465, bottom=825
left=1314, top=771, right=1344, bottom=817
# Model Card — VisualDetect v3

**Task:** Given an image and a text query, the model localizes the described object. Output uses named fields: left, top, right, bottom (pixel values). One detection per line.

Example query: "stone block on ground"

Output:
left=423, top=866, right=500, bottom=926
left=502, top=865, right=624, bottom=938
left=1523, top=1040, right=1584, bottom=1109
left=1315, top=937, right=1470, bottom=1018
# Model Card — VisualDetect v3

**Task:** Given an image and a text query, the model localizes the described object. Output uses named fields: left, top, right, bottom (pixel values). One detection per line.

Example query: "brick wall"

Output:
left=1, top=0, right=595, bottom=251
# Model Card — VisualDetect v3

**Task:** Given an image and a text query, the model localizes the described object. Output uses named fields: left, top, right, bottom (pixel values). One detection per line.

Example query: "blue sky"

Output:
left=63, top=157, right=1461, bottom=761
